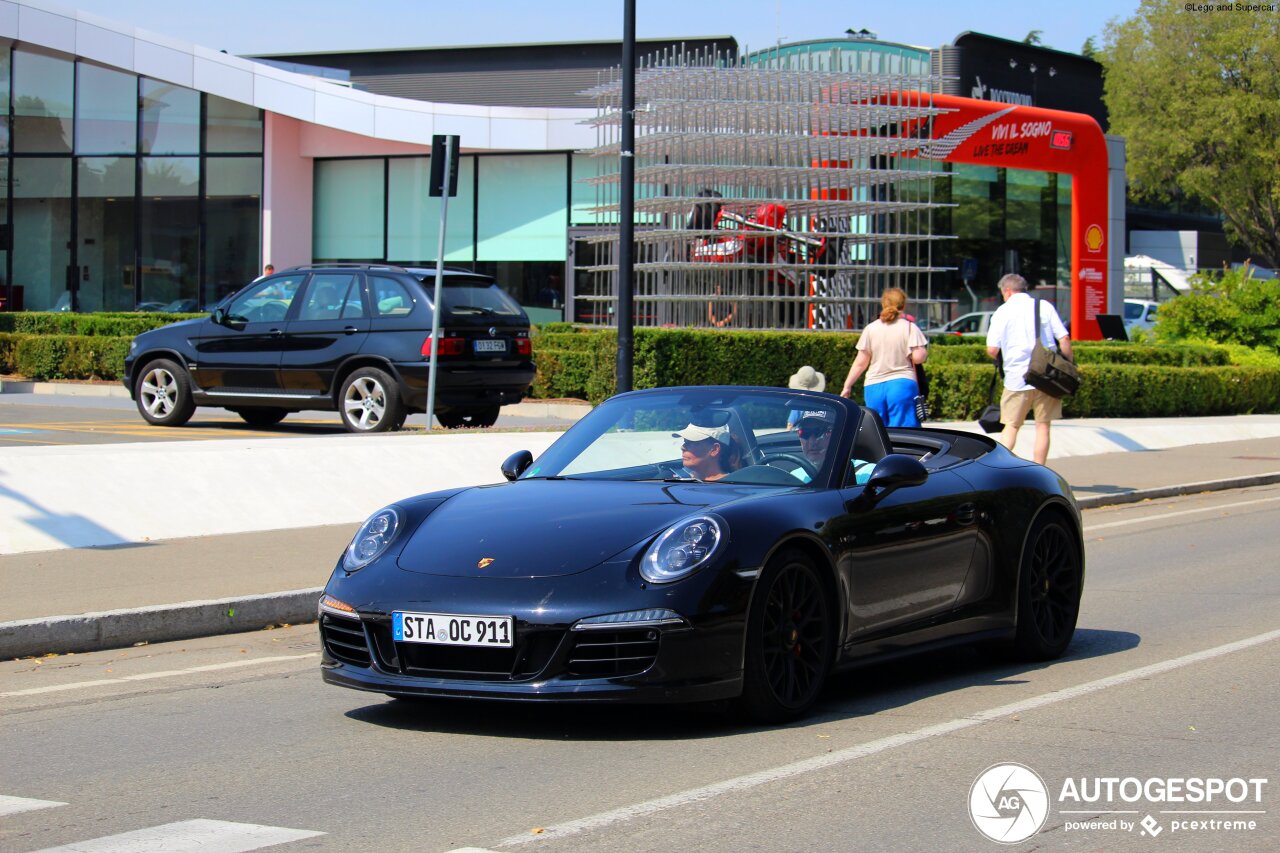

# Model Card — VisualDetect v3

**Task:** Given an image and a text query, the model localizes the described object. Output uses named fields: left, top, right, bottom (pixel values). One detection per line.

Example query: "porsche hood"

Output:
left=395, top=479, right=757, bottom=578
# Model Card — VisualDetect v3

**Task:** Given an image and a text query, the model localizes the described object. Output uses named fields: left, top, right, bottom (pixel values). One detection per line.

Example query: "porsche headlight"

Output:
left=344, top=506, right=403, bottom=571
left=640, top=515, right=725, bottom=584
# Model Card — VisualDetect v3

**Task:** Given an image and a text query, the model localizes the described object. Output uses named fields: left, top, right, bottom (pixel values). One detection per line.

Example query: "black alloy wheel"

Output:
left=235, top=408, right=289, bottom=427
left=436, top=405, right=501, bottom=429
left=740, top=549, right=833, bottom=723
left=1011, top=515, right=1082, bottom=660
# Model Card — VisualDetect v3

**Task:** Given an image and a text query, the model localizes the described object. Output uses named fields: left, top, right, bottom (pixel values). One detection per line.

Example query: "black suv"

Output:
left=123, top=264, right=535, bottom=432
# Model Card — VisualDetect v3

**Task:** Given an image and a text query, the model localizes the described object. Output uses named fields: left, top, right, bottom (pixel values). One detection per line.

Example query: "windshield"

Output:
left=523, top=388, right=847, bottom=487
left=1124, top=302, right=1145, bottom=320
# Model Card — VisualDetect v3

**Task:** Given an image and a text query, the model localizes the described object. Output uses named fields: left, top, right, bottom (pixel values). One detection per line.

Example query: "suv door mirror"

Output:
left=212, top=307, right=226, bottom=325
left=501, top=450, right=533, bottom=482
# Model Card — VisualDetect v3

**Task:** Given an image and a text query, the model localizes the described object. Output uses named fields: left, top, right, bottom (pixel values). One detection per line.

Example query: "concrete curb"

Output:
left=6, top=472, right=1280, bottom=659
left=1074, top=471, right=1280, bottom=509
left=0, top=588, right=322, bottom=659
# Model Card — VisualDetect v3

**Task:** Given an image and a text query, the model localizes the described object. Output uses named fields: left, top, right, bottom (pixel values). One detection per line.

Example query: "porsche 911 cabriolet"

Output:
left=319, top=386, right=1084, bottom=722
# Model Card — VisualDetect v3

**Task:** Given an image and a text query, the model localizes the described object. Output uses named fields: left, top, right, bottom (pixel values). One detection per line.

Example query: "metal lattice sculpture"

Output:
left=579, top=47, right=955, bottom=331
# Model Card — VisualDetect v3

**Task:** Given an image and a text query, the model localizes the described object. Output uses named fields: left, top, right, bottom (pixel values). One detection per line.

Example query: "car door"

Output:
left=279, top=272, right=371, bottom=396
left=831, top=463, right=981, bottom=639
left=188, top=274, right=305, bottom=392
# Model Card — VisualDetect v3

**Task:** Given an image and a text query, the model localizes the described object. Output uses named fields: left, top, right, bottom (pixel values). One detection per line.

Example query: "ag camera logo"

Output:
left=970, top=763, right=1050, bottom=844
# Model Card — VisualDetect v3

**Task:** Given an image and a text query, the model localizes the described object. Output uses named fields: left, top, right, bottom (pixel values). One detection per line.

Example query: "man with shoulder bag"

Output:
left=985, top=273, right=1073, bottom=464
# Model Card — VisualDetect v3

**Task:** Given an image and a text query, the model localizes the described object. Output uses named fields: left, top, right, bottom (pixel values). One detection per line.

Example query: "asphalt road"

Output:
left=0, top=394, right=573, bottom=446
left=3, top=486, right=1278, bottom=852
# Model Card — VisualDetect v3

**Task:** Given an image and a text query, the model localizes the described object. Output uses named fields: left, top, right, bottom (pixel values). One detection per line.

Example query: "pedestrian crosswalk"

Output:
left=0, top=796, right=323, bottom=851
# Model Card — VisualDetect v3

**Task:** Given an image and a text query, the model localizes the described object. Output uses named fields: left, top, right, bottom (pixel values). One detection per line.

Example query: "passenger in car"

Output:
left=792, top=411, right=834, bottom=482
left=672, top=423, right=739, bottom=481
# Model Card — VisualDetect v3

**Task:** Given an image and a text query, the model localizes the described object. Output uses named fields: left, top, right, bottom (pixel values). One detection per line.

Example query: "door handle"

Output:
left=955, top=503, right=977, bottom=525
left=269, top=328, right=284, bottom=337
left=343, top=326, right=358, bottom=335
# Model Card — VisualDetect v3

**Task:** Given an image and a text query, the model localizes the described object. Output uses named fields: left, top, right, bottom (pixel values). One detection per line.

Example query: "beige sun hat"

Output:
left=788, top=365, right=826, bottom=392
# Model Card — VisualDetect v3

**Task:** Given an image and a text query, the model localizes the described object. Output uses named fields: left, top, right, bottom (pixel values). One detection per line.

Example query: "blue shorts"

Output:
left=864, top=377, right=919, bottom=428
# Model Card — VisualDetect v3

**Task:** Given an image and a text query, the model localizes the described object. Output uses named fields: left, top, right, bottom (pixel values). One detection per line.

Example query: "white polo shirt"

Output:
left=986, top=292, right=1069, bottom=391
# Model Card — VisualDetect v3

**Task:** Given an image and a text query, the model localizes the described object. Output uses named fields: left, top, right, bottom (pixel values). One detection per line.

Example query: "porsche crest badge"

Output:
left=477, top=557, right=495, bottom=569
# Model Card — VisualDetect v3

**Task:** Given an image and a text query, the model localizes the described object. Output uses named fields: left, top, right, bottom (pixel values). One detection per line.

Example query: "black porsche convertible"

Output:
left=319, top=386, right=1084, bottom=722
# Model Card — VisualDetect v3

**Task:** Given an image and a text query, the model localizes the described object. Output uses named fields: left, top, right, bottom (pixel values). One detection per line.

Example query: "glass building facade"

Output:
left=312, top=152, right=595, bottom=313
left=0, top=40, right=262, bottom=313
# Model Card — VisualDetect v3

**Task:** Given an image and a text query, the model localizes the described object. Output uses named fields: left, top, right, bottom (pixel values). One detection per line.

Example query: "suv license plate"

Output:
left=392, top=611, right=513, bottom=647
left=474, top=339, right=506, bottom=353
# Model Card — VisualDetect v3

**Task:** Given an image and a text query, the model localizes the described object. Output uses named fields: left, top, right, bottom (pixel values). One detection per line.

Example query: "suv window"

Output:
left=417, top=276, right=523, bottom=317
left=369, top=275, right=415, bottom=317
left=300, top=273, right=364, bottom=321
left=226, top=275, right=304, bottom=323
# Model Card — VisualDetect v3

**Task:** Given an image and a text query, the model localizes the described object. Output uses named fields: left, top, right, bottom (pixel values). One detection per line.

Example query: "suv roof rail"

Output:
left=412, top=265, right=483, bottom=273
left=282, top=263, right=411, bottom=273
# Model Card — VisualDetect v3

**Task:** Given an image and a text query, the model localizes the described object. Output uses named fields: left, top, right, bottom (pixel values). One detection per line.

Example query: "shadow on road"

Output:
left=340, top=628, right=1140, bottom=741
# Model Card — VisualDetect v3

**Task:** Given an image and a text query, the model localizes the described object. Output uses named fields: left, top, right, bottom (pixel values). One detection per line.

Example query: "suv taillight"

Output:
left=515, top=337, right=532, bottom=356
left=422, top=336, right=465, bottom=357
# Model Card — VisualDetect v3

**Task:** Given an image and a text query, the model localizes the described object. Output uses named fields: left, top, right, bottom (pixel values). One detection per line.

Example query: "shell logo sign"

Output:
left=1085, top=225, right=1105, bottom=253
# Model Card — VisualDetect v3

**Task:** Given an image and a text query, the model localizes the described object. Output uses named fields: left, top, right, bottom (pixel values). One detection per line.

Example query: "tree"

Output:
left=1023, top=30, right=1044, bottom=46
left=1102, top=1, right=1280, bottom=267
left=1080, top=36, right=1098, bottom=59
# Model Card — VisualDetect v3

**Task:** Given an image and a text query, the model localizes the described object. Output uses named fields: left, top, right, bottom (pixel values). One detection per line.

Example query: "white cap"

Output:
left=673, top=423, right=730, bottom=444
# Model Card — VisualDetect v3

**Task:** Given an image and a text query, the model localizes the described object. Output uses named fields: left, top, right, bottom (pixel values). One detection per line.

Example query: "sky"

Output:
left=62, top=0, right=1140, bottom=58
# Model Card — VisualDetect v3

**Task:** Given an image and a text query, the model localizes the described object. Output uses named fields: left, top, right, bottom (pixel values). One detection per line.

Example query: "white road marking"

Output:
left=0, top=795, right=67, bottom=817
left=29, top=819, right=323, bottom=852
left=1084, top=494, right=1280, bottom=533
left=0, top=654, right=318, bottom=698
left=497, top=627, right=1280, bottom=848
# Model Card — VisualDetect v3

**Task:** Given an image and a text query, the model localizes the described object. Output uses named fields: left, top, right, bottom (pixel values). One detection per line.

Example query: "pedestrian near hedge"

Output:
left=985, top=273, right=1072, bottom=464
left=839, top=287, right=929, bottom=427
left=786, top=365, right=826, bottom=430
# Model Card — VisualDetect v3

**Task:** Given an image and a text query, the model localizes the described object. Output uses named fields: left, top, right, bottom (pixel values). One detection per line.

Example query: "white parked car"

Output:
left=929, top=311, right=994, bottom=337
left=1124, top=299, right=1159, bottom=335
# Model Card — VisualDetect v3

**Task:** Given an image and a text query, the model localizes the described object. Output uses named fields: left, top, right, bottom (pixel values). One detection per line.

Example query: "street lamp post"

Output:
left=616, top=0, right=636, bottom=393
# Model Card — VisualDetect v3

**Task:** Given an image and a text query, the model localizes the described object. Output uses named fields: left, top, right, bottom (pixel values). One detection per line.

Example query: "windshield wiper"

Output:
left=447, top=304, right=496, bottom=315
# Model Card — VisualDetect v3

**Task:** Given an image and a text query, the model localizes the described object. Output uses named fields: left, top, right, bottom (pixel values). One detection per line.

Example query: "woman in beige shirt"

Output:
left=839, top=287, right=929, bottom=427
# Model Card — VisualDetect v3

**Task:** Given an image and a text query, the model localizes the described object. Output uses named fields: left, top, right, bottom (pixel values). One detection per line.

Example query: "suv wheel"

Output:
left=135, top=359, right=196, bottom=427
left=339, top=367, right=404, bottom=433
left=436, top=406, right=500, bottom=429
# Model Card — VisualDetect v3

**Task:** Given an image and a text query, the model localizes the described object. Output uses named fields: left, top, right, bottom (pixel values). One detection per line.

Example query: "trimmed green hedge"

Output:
left=531, top=327, right=1280, bottom=418
left=4, top=319, right=1277, bottom=418
left=0, top=332, right=133, bottom=381
left=0, top=311, right=203, bottom=336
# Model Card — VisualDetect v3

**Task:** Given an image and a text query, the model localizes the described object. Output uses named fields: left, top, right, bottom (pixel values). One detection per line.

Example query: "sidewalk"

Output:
left=1, top=401, right=1278, bottom=657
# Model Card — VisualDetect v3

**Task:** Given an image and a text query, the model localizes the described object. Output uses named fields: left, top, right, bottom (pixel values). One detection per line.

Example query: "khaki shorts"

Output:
left=1000, top=388, right=1063, bottom=427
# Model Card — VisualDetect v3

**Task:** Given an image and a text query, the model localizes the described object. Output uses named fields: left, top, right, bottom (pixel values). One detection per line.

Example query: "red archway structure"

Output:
left=813, top=90, right=1108, bottom=338
left=911, top=93, right=1110, bottom=340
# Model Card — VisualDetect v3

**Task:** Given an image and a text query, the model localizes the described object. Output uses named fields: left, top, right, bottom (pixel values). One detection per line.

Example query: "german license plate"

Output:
left=474, top=339, right=506, bottom=353
left=392, top=611, right=513, bottom=647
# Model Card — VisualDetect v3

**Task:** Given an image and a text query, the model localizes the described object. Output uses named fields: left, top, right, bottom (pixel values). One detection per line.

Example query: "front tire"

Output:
left=1009, top=514, right=1082, bottom=660
left=135, top=358, right=195, bottom=427
left=436, top=405, right=500, bottom=429
left=339, top=367, right=404, bottom=433
left=739, top=548, right=833, bottom=723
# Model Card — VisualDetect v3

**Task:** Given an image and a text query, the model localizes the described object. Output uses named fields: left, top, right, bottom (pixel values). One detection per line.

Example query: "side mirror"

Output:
left=501, top=450, right=533, bottom=482
left=212, top=307, right=226, bottom=325
left=848, top=454, right=927, bottom=511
